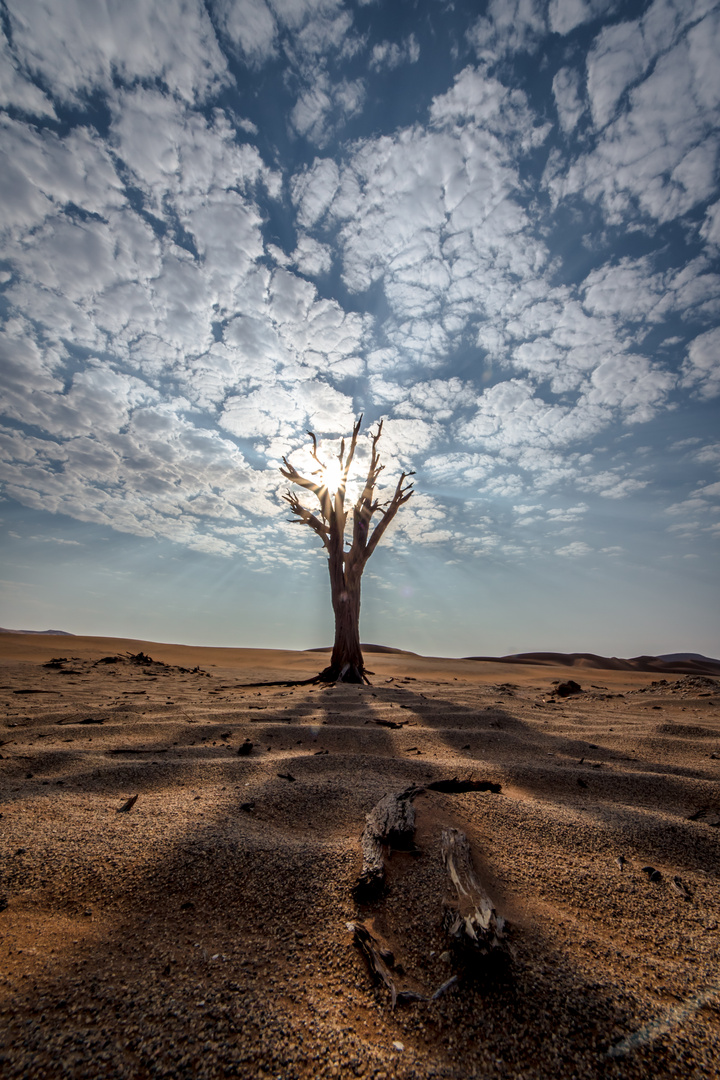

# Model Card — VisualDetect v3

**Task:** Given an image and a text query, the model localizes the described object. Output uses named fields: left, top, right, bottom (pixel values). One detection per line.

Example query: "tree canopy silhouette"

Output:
left=280, top=416, right=414, bottom=683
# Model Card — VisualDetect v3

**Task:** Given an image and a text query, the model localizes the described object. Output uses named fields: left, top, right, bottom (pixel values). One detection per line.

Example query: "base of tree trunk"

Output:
left=315, top=663, right=370, bottom=685
left=237, top=663, right=372, bottom=689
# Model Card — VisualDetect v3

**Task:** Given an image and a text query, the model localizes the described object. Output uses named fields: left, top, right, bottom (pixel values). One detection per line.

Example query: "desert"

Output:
left=0, top=632, right=718, bottom=1079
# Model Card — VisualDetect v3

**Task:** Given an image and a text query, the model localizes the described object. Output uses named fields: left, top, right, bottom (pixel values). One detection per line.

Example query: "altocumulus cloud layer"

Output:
left=0, top=0, right=719, bottom=600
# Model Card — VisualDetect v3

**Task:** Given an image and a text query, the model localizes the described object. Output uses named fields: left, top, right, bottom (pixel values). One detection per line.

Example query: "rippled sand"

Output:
left=1, top=634, right=719, bottom=1079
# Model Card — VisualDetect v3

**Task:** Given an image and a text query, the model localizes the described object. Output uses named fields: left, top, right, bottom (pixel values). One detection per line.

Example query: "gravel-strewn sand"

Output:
left=1, top=633, right=719, bottom=1079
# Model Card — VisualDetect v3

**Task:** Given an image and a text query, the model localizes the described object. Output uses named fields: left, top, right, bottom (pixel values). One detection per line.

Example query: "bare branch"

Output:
left=282, top=492, right=330, bottom=550
left=365, top=471, right=414, bottom=559
left=280, top=444, right=333, bottom=522
left=307, top=430, right=325, bottom=469
left=341, top=415, right=363, bottom=486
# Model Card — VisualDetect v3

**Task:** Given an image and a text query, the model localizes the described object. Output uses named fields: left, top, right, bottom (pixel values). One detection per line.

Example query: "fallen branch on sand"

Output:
left=441, top=827, right=508, bottom=961
left=350, top=779, right=509, bottom=1007
left=347, top=921, right=457, bottom=1008
left=353, top=779, right=502, bottom=901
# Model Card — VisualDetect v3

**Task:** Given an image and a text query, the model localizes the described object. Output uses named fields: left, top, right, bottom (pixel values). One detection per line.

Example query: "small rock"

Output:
left=237, top=739, right=253, bottom=756
left=556, top=680, right=582, bottom=697
left=392, top=1042, right=404, bottom=1052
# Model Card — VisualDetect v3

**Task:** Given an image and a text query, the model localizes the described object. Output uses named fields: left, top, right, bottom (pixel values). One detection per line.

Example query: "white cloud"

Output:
left=212, top=0, right=278, bottom=64
left=581, top=354, right=675, bottom=422
left=6, top=0, right=231, bottom=105
left=291, top=157, right=341, bottom=228
left=555, top=541, right=592, bottom=557
left=289, top=73, right=365, bottom=145
left=548, top=0, right=618, bottom=36
left=468, top=0, right=546, bottom=60
left=681, top=326, right=720, bottom=399
left=292, top=234, right=333, bottom=276
left=369, top=34, right=420, bottom=71
left=221, top=380, right=356, bottom=441
left=0, top=117, right=127, bottom=240
left=700, top=200, right=720, bottom=248
left=586, top=17, right=651, bottom=129
left=576, top=471, right=649, bottom=498
left=459, top=379, right=610, bottom=452
left=549, top=4, right=720, bottom=226
left=552, top=66, right=586, bottom=133
left=0, top=29, right=56, bottom=117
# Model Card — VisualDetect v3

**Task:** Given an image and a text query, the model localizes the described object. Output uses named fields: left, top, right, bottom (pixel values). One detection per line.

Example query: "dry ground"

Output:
left=1, top=634, right=719, bottom=1079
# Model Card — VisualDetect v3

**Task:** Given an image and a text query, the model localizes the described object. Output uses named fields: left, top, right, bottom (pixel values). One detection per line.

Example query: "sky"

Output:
left=0, top=0, right=719, bottom=659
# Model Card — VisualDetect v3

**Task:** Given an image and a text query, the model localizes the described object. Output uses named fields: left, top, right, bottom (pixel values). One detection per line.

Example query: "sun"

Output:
left=320, top=456, right=343, bottom=495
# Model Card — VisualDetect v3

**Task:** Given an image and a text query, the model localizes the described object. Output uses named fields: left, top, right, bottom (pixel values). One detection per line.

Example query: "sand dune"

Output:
left=1, top=632, right=719, bottom=1078
left=466, top=650, right=720, bottom=677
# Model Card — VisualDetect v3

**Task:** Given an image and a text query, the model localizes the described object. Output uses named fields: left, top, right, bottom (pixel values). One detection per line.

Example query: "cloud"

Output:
left=369, top=34, right=420, bottom=71
left=576, top=471, right=649, bottom=498
left=547, top=503, right=589, bottom=521
left=701, top=200, right=720, bottom=248
left=552, top=66, right=586, bottom=133
left=468, top=0, right=546, bottom=60
left=1, top=0, right=718, bottom=577
left=548, top=0, right=619, bottom=36
left=458, top=380, right=609, bottom=453
left=555, top=541, right=593, bottom=557
left=681, top=326, right=720, bottom=399
left=548, top=4, right=720, bottom=226
left=289, top=72, right=365, bottom=145
left=6, top=0, right=231, bottom=105
left=212, top=0, right=278, bottom=64
left=0, top=28, right=56, bottom=117
left=292, top=234, right=333, bottom=276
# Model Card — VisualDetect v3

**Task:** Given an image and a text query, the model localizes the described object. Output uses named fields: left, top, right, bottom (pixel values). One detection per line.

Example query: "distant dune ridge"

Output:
left=1, top=629, right=718, bottom=675
left=464, top=651, right=720, bottom=677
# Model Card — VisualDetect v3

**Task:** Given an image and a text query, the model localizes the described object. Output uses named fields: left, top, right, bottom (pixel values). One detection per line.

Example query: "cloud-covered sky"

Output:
left=1, top=0, right=719, bottom=657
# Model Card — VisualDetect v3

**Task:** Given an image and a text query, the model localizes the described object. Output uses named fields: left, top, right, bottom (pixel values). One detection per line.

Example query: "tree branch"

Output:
left=364, top=471, right=414, bottom=559
left=280, top=450, right=332, bottom=523
left=282, top=492, right=331, bottom=550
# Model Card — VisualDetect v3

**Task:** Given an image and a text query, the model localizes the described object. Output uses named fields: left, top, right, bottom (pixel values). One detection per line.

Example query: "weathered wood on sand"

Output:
left=351, top=779, right=509, bottom=1006
left=353, top=778, right=502, bottom=900
left=347, top=921, right=458, bottom=1010
left=441, top=826, right=508, bottom=962
left=353, top=786, right=418, bottom=900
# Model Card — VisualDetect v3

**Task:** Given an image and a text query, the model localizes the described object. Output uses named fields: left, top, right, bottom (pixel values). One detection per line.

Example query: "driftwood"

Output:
left=353, top=779, right=502, bottom=900
left=441, top=827, right=508, bottom=963
left=351, top=780, right=508, bottom=1006
left=354, top=786, right=418, bottom=900
left=347, top=920, right=457, bottom=1009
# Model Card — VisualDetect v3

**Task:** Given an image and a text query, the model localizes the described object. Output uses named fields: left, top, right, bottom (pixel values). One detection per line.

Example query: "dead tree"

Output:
left=280, top=416, right=414, bottom=684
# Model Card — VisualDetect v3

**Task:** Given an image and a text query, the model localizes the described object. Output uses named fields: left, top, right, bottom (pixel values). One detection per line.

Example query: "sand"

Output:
left=1, top=633, right=719, bottom=1079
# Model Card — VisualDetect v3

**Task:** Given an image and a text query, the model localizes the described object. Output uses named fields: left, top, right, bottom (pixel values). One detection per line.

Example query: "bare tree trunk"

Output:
left=327, top=557, right=366, bottom=682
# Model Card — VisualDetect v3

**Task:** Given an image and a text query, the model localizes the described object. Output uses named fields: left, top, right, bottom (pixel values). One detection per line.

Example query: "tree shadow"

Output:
left=1, top=670, right=719, bottom=1077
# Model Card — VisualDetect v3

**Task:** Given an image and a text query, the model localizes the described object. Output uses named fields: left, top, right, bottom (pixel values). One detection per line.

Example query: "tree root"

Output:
left=236, top=663, right=372, bottom=689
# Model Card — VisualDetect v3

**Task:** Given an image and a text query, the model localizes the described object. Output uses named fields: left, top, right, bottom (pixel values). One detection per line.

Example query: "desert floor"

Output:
left=1, top=634, right=719, bottom=1079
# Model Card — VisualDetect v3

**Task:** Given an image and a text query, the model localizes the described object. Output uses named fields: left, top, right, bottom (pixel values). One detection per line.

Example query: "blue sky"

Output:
left=1, top=0, right=719, bottom=657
